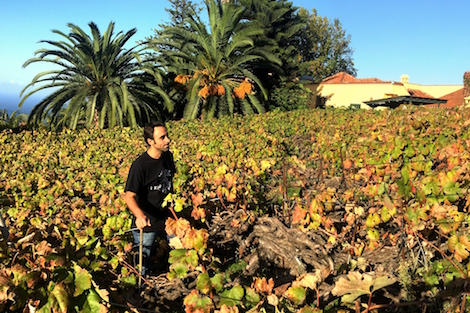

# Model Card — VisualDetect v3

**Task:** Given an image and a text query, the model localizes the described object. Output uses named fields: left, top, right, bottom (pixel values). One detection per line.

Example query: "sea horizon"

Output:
left=0, top=92, right=40, bottom=115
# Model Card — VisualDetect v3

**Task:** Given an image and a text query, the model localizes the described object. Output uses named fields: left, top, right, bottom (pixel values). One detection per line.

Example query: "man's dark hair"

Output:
left=144, top=121, right=166, bottom=146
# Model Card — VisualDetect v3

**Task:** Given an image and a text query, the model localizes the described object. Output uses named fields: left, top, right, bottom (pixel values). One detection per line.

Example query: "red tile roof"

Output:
left=321, top=72, right=399, bottom=84
left=425, top=88, right=464, bottom=108
left=407, top=89, right=435, bottom=99
left=440, top=88, right=464, bottom=107
left=322, top=72, right=359, bottom=83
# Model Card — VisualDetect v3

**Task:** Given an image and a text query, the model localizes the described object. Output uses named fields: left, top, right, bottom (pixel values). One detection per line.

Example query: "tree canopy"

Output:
left=149, top=0, right=281, bottom=120
left=234, top=0, right=307, bottom=85
left=16, top=1, right=357, bottom=129
left=297, top=8, right=356, bottom=81
left=20, top=22, right=172, bottom=130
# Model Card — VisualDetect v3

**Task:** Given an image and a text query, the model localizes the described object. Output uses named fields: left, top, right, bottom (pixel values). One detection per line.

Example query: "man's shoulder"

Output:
left=130, top=152, right=150, bottom=167
left=163, top=151, right=174, bottom=159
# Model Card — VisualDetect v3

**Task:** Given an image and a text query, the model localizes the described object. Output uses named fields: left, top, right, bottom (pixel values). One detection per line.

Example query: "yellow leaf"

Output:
left=298, top=272, right=322, bottom=290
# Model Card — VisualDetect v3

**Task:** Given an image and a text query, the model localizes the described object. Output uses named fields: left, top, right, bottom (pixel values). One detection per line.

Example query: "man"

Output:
left=125, top=121, right=176, bottom=276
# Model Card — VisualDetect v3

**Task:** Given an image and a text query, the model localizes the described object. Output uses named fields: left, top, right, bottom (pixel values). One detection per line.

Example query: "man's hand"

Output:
left=125, top=191, right=151, bottom=230
left=135, top=214, right=151, bottom=230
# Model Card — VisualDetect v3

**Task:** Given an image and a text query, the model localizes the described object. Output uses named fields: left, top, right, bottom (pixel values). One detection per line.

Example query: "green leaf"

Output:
left=171, top=262, right=189, bottom=279
left=377, top=182, right=386, bottom=196
left=196, top=273, right=211, bottom=294
left=169, top=248, right=188, bottom=261
left=219, top=285, right=244, bottom=306
left=381, top=207, right=392, bottom=223
left=73, top=264, right=92, bottom=297
left=210, top=273, right=224, bottom=292
left=424, top=274, right=439, bottom=286
left=421, top=176, right=440, bottom=195
left=245, top=287, right=260, bottom=308
left=401, top=167, right=410, bottom=183
left=285, top=286, right=306, bottom=305
left=51, top=282, right=69, bottom=313
left=77, top=235, right=89, bottom=246
left=81, top=288, right=106, bottom=313
left=174, top=197, right=186, bottom=212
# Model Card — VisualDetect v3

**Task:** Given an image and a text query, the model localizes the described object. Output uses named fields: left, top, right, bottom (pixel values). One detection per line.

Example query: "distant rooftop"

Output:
left=321, top=72, right=398, bottom=84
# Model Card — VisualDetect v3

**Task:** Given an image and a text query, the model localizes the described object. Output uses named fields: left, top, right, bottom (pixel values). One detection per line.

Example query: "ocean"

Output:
left=0, top=92, right=41, bottom=115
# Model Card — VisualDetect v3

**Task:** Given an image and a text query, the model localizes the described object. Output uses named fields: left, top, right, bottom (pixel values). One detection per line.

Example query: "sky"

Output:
left=1, top=0, right=469, bottom=113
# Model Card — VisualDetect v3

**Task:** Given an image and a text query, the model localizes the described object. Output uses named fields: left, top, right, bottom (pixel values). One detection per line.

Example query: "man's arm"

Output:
left=125, top=191, right=151, bottom=230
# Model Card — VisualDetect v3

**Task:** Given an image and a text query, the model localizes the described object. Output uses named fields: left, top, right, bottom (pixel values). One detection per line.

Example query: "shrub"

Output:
left=268, top=82, right=313, bottom=112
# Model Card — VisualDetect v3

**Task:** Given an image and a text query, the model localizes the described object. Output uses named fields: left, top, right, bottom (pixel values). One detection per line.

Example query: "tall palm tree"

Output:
left=150, top=0, right=281, bottom=119
left=20, top=22, right=172, bottom=129
left=236, top=0, right=306, bottom=84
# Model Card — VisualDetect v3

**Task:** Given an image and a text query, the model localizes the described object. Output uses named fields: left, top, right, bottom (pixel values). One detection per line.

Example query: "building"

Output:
left=306, top=72, right=468, bottom=109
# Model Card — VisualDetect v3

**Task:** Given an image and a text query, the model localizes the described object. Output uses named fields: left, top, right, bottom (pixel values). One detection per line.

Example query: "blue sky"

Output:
left=0, top=0, right=469, bottom=110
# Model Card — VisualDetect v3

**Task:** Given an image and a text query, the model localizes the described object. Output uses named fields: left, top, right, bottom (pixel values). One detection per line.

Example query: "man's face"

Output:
left=150, top=126, right=171, bottom=153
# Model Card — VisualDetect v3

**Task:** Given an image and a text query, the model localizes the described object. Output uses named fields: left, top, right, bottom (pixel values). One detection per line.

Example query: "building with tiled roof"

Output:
left=307, top=72, right=464, bottom=109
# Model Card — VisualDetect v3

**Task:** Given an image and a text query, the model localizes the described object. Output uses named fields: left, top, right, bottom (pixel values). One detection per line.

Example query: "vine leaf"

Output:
left=267, top=293, right=279, bottom=306
left=292, top=206, right=307, bottom=225
left=211, top=273, right=224, bottom=292
left=331, top=272, right=396, bottom=303
left=92, top=281, right=109, bottom=302
left=219, top=285, right=244, bottom=306
left=165, top=218, right=191, bottom=238
left=252, top=277, right=274, bottom=295
left=183, top=290, right=213, bottom=313
left=73, top=264, right=92, bottom=297
left=245, top=287, right=261, bottom=308
left=297, top=272, right=323, bottom=290
left=43, top=282, right=68, bottom=313
left=196, top=273, right=211, bottom=294
left=191, top=207, right=206, bottom=221
left=181, top=228, right=209, bottom=254
left=82, top=288, right=107, bottom=313
left=448, top=234, right=470, bottom=262
left=284, top=286, right=306, bottom=305
left=191, top=192, right=204, bottom=207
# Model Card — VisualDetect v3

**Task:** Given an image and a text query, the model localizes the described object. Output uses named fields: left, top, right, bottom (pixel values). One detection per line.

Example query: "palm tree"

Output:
left=236, top=0, right=306, bottom=84
left=20, top=22, right=172, bottom=130
left=0, top=110, right=28, bottom=130
left=150, top=0, right=281, bottom=119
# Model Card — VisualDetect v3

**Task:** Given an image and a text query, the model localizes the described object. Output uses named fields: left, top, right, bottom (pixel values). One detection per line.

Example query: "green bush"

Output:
left=268, top=82, right=313, bottom=112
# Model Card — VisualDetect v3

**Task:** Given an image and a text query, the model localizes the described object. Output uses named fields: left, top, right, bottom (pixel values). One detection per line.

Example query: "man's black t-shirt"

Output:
left=125, top=151, right=176, bottom=221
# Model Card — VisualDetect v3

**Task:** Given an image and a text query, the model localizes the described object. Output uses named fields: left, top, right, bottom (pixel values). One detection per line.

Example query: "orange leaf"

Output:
left=191, top=193, right=204, bottom=208
left=35, top=240, right=52, bottom=256
left=166, top=218, right=191, bottom=238
left=191, top=207, right=206, bottom=221
left=252, top=277, right=274, bottom=295
left=292, top=205, right=306, bottom=224
left=182, top=228, right=209, bottom=253
left=343, top=159, right=353, bottom=169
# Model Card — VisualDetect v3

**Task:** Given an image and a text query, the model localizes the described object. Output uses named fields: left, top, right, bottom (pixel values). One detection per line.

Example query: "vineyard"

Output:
left=1, top=107, right=470, bottom=312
